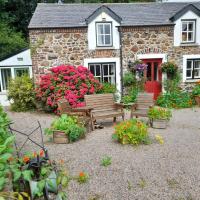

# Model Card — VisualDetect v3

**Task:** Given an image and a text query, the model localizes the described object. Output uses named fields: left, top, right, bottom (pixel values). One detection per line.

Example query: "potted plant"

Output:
left=192, top=82, right=200, bottom=106
left=45, top=114, right=86, bottom=144
left=112, top=119, right=150, bottom=145
left=148, top=106, right=172, bottom=129
left=161, top=62, right=177, bottom=79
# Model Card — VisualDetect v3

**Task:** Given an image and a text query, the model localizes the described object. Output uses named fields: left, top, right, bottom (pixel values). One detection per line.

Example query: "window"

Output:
left=181, top=20, right=195, bottom=43
left=0, top=67, right=30, bottom=92
left=14, top=68, right=29, bottom=77
left=89, top=63, right=115, bottom=84
left=0, top=69, right=11, bottom=91
left=96, top=23, right=112, bottom=47
left=186, top=59, right=200, bottom=80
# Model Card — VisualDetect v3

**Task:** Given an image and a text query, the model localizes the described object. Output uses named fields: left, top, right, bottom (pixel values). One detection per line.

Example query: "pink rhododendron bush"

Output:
left=35, top=65, right=102, bottom=112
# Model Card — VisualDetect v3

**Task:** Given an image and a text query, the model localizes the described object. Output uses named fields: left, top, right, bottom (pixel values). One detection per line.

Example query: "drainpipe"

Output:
left=118, top=26, right=123, bottom=97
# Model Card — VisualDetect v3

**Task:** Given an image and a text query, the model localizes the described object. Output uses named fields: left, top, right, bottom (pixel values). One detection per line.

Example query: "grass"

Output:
left=138, top=178, right=146, bottom=189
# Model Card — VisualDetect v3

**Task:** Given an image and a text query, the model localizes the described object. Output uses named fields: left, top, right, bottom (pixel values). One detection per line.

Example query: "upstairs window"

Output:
left=181, top=20, right=195, bottom=43
left=186, top=59, right=200, bottom=80
left=96, top=22, right=112, bottom=47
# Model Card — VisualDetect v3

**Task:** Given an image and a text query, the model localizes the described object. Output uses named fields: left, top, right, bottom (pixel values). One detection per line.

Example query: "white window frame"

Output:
left=96, top=22, right=112, bottom=47
left=88, top=63, right=116, bottom=85
left=0, top=66, right=32, bottom=93
left=181, top=20, right=196, bottom=43
left=183, top=55, right=200, bottom=82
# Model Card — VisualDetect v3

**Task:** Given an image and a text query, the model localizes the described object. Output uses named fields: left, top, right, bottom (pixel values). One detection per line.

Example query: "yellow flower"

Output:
left=155, top=134, right=164, bottom=144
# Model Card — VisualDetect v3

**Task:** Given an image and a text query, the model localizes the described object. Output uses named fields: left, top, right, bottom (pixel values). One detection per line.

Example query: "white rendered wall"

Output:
left=0, top=49, right=32, bottom=66
left=174, top=11, right=200, bottom=46
left=87, top=12, right=120, bottom=50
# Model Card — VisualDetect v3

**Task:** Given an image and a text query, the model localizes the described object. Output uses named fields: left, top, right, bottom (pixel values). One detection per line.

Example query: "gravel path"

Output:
left=6, top=108, right=200, bottom=200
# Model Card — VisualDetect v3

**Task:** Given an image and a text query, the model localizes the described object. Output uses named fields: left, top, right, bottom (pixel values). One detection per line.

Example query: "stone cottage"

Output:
left=29, top=2, right=200, bottom=98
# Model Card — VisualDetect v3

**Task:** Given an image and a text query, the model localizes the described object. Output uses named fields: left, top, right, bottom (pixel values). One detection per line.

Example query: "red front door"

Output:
left=142, top=59, right=162, bottom=100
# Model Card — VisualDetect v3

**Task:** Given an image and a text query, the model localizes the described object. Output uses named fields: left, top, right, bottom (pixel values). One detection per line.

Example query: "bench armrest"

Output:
left=114, top=103, right=124, bottom=109
left=130, top=103, right=137, bottom=110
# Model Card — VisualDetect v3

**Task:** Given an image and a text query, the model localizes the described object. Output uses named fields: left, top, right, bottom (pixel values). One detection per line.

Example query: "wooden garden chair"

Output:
left=57, top=99, right=94, bottom=131
left=130, top=92, right=154, bottom=118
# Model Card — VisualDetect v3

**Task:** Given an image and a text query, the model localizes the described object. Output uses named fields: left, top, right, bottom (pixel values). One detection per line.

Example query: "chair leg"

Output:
left=113, top=117, right=116, bottom=122
left=91, top=119, right=95, bottom=131
left=122, top=114, right=125, bottom=121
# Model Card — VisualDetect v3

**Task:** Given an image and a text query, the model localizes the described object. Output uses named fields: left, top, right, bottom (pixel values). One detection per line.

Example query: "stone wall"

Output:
left=29, top=26, right=200, bottom=82
left=29, top=28, right=119, bottom=80
left=121, top=25, right=200, bottom=74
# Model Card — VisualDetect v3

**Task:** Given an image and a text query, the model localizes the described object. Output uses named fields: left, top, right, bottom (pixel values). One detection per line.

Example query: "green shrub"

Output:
left=192, top=82, right=200, bottom=96
left=45, top=114, right=86, bottom=143
left=163, top=73, right=181, bottom=93
left=122, top=87, right=138, bottom=104
left=0, top=106, right=11, bottom=144
left=156, top=91, right=194, bottom=108
left=98, top=82, right=116, bottom=94
left=148, top=106, right=172, bottom=120
left=112, top=119, right=149, bottom=145
left=8, top=75, right=35, bottom=112
left=123, top=72, right=136, bottom=87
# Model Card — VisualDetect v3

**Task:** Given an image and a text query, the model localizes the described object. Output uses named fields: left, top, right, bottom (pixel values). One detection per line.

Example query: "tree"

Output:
left=0, top=23, right=27, bottom=60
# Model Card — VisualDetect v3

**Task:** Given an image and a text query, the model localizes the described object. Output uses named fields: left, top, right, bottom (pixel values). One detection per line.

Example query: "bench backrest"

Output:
left=84, top=93, right=115, bottom=110
left=136, top=93, right=154, bottom=109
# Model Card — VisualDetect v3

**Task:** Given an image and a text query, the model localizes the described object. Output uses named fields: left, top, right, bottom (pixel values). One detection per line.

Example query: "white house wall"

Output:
left=174, top=11, right=200, bottom=46
left=0, top=49, right=32, bottom=66
left=87, top=12, right=120, bottom=50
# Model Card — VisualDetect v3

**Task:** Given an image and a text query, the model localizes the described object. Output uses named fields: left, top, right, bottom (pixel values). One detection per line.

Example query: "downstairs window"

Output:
left=88, top=63, right=116, bottom=85
left=186, top=59, right=200, bottom=80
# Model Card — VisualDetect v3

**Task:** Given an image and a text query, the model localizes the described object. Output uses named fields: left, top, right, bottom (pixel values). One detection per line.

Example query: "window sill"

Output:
left=0, top=92, right=8, bottom=95
left=180, top=43, right=199, bottom=47
left=95, top=46, right=116, bottom=50
left=184, top=79, right=200, bottom=83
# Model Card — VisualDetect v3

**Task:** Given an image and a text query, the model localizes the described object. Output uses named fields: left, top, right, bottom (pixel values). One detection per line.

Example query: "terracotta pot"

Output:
left=53, top=130, right=69, bottom=144
left=151, top=119, right=168, bottom=129
left=194, top=96, right=200, bottom=106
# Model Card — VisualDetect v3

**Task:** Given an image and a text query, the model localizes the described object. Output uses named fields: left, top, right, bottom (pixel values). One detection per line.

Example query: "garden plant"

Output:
left=112, top=119, right=149, bottom=145
left=45, top=114, right=86, bottom=143
left=148, top=106, right=172, bottom=120
left=35, top=65, right=102, bottom=113
left=0, top=105, right=70, bottom=200
left=8, top=75, right=35, bottom=112
left=156, top=73, right=194, bottom=108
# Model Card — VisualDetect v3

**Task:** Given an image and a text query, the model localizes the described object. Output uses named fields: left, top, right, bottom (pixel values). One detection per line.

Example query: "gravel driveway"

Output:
left=6, top=108, right=200, bottom=200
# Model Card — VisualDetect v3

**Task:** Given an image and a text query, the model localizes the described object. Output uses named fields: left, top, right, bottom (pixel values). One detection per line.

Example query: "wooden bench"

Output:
left=130, top=92, right=154, bottom=118
left=84, top=94, right=124, bottom=129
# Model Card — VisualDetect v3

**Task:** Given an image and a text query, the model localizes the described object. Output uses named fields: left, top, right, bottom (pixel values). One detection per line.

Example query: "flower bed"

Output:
left=112, top=119, right=149, bottom=145
left=35, top=65, right=102, bottom=113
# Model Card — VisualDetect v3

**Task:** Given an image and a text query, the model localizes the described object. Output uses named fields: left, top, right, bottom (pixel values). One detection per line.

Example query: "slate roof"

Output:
left=28, top=2, right=200, bottom=29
